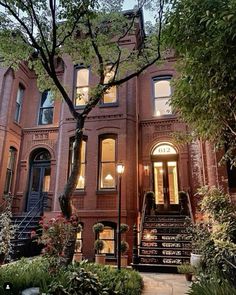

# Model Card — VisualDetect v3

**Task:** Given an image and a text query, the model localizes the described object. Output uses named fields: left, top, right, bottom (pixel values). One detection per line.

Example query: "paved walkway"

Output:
left=140, top=273, right=191, bottom=295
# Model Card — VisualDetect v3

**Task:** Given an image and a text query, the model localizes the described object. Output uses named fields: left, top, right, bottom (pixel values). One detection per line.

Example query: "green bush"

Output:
left=0, top=257, right=51, bottom=294
left=0, top=258, right=143, bottom=295
left=80, top=261, right=143, bottom=295
left=188, top=274, right=236, bottom=295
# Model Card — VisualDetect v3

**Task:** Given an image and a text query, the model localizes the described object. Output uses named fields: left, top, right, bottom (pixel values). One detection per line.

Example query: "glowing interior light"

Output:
left=105, top=174, right=113, bottom=180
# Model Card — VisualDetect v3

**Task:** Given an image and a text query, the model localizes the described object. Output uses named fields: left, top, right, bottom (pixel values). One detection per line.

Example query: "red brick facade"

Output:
left=0, top=18, right=233, bottom=263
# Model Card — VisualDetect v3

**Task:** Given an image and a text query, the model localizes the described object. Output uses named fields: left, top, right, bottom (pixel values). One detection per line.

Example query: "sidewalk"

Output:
left=140, top=272, right=191, bottom=295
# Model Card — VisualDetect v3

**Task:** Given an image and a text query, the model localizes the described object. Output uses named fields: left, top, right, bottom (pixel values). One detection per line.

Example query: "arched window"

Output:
left=98, top=222, right=116, bottom=256
left=38, top=90, right=54, bottom=125
left=4, top=147, right=17, bottom=194
left=153, top=76, right=172, bottom=116
left=69, top=138, right=87, bottom=190
left=99, top=136, right=116, bottom=189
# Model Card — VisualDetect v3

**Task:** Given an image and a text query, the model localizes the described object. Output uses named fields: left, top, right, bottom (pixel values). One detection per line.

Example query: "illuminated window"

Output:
left=14, top=84, right=24, bottom=123
left=75, top=224, right=83, bottom=253
left=75, top=68, right=89, bottom=106
left=4, top=147, right=17, bottom=194
left=99, top=225, right=116, bottom=255
left=38, top=90, right=54, bottom=125
left=69, top=138, right=86, bottom=190
left=153, top=77, right=172, bottom=116
left=99, top=137, right=116, bottom=189
left=103, top=68, right=117, bottom=104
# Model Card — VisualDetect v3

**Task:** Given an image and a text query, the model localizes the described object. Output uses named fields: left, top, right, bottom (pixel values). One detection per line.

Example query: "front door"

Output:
left=153, top=160, right=179, bottom=211
left=27, top=149, right=51, bottom=212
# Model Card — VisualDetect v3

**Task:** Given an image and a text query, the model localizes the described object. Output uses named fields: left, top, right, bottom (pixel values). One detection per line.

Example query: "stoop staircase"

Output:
left=137, top=214, right=191, bottom=272
left=11, top=213, right=42, bottom=260
left=132, top=192, right=192, bottom=273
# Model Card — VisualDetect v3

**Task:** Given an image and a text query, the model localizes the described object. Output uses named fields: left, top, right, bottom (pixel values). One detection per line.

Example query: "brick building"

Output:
left=0, top=11, right=235, bottom=266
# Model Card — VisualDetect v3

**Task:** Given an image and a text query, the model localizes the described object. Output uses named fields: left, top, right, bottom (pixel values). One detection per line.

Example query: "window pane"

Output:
left=42, top=167, right=51, bottom=192
left=154, top=162, right=164, bottom=204
left=41, top=91, right=54, bottom=107
left=16, top=86, right=24, bottom=104
left=4, top=169, right=12, bottom=194
left=101, top=138, right=115, bottom=162
left=100, top=227, right=114, bottom=239
left=154, top=80, right=171, bottom=98
left=101, top=240, right=115, bottom=254
left=103, top=69, right=116, bottom=104
left=167, top=161, right=179, bottom=204
left=103, top=86, right=117, bottom=103
left=100, top=227, right=115, bottom=255
left=154, top=98, right=171, bottom=116
left=31, top=167, right=41, bottom=192
left=15, top=103, right=20, bottom=122
left=75, top=87, right=89, bottom=106
left=76, top=163, right=85, bottom=189
left=70, top=139, right=86, bottom=190
left=7, top=148, right=17, bottom=170
left=76, top=69, right=89, bottom=87
left=39, top=108, right=53, bottom=125
left=101, top=163, right=116, bottom=188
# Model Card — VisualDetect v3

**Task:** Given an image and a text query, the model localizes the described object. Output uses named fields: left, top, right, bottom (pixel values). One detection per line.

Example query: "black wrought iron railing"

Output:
left=16, top=193, right=50, bottom=239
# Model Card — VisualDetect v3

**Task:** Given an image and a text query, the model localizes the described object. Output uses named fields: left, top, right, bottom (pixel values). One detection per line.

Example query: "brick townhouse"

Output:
left=0, top=10, right=235, bottom=267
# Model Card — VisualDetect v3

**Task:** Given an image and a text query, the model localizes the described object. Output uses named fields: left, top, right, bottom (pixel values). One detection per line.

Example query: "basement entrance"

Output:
left=152, top=143, right=179, bottom=212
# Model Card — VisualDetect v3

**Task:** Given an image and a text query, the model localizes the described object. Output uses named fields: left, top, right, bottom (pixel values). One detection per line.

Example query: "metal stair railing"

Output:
left=186, top=191, right=194, bottom=222
left=16, top=194, right=48, bottom=239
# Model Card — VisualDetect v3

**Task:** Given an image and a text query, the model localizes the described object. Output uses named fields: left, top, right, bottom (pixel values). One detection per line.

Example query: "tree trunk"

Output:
left=58, top=116, right=84, bottom=264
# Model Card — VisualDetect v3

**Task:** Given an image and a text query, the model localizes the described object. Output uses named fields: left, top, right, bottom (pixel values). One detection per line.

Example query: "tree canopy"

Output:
left=164, top=0, right=236, bottom=163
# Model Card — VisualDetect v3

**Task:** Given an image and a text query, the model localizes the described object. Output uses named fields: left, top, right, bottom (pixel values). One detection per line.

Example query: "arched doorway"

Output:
left=27, top=148, right=51, bottom=212
left=151, top=142, right=179, bottom=211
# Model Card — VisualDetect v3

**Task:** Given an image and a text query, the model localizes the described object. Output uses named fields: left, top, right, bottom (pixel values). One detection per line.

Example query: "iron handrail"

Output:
left=16, top=194, right=48, bottom=239
left=139, top=191, right=149, bottom=248
left=186, top=191, right=194, bottom=222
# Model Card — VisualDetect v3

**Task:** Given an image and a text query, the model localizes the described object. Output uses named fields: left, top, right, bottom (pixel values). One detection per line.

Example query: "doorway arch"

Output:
left=27, top=148, right=51, bottom=212
left=151, top=142, right=179, bottom=211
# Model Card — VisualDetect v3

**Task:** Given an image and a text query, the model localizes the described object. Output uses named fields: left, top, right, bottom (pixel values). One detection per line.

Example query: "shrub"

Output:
left=0, top=257, right=51, bottom=294
left=120, top=224, right=129, bottom=234
left=38, top=214, right=80, bottom=260
left=120, top=241, right=129, bottom=255
left=188, top=273, right=236, bottom=295
left=177, top=263, right=195, bottom=274
left=94, top=239, right=105, bottom=254
left=93, top=223, right=104, bottom=234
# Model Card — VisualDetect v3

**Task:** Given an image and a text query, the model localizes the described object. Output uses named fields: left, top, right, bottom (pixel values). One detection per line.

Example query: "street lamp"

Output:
left=117, top=163, right=124, bottom=270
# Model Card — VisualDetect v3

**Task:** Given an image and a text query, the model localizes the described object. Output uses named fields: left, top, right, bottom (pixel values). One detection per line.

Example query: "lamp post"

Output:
left=117, top=163, right=124, bottom=270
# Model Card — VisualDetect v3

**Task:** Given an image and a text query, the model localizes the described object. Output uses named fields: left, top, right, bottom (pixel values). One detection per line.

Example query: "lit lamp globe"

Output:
left=117, top=163, right=125, bottom=175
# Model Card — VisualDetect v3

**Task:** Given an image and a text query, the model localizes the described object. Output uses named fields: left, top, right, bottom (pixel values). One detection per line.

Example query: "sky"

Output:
left=123, top=0, right=155, bottom=23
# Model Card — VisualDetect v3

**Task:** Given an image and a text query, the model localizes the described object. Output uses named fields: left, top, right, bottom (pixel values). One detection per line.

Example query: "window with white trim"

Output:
left=38, top=90, right=54, bottom=125
left=14, top=84, right=24, bottom=123
left=69, top=138, right=86, bottom=190
left=153, top=76, right=172, bottom=116
left=4, top=147, right=17, bottom=194
left=75, top=68, right=89, bottom=106
left=99, top=136, right=116, bottom=189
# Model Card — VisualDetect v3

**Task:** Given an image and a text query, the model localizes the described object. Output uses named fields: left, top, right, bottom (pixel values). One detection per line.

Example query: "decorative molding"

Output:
left=65, top=114, right=124, bottom=122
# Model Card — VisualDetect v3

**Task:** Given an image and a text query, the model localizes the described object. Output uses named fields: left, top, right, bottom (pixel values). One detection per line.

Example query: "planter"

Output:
left=95, top=254, right=106, bottom=264
left=73, top=252, right=83, bottom=262
left=190, top=253, right=202, bottom=267
left=121, top=255, right=128, bottom=267
left=185, top=273, right=193, bottom=282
